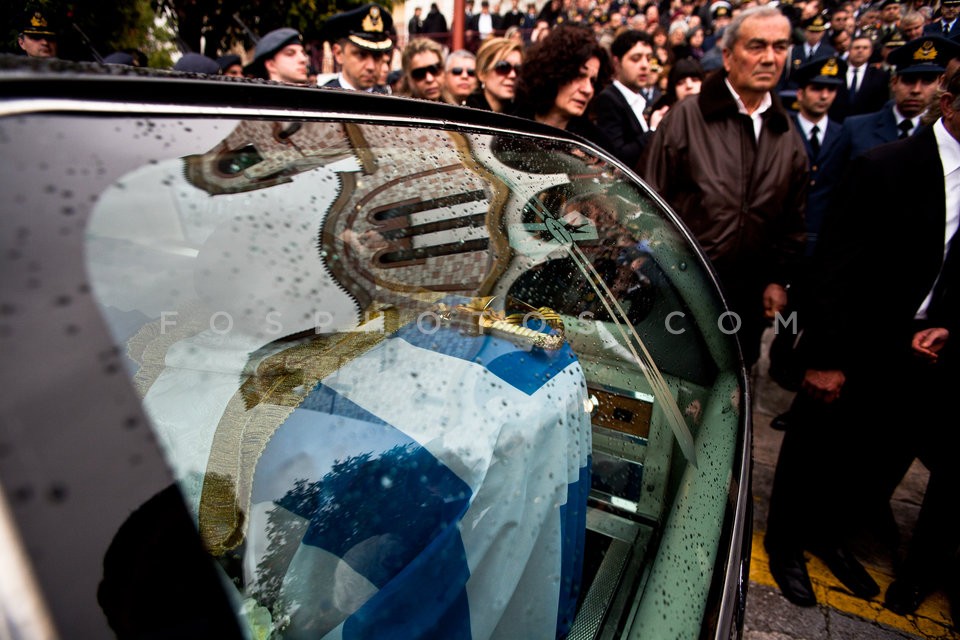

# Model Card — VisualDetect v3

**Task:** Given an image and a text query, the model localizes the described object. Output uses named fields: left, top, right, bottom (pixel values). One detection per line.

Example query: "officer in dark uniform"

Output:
left=767, top=55, right=848, bottom=429
left=18, top=10, right=58, bottom=59
left=322, top=4, right=395, bottom=93
left=790, top=55, right=848, bottom=256
left=924, top=0, right=960, bottom=37
left=782, top=15, right=836, bottom=90
left=843, top=36, right=960, bottom=161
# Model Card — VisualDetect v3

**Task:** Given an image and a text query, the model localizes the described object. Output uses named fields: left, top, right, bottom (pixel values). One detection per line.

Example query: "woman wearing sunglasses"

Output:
left=399, top=38, right=450, bottom=102
left=515, top=26, right=613, bottom=150
left=466, top=37, right=524, bottom=113
left=444, top=49, right=479, bottom=105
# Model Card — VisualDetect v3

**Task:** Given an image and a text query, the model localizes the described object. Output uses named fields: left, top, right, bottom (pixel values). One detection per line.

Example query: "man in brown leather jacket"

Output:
left=642, top=5, right=808, bottom=367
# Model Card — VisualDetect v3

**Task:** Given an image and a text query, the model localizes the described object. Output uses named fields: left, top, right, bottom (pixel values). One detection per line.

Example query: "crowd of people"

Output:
left=11, top=0, right=960, bottom=630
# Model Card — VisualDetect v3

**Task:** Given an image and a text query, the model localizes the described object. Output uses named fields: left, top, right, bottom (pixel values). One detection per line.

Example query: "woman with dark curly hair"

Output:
left=514, top=25, right=613, bottom=149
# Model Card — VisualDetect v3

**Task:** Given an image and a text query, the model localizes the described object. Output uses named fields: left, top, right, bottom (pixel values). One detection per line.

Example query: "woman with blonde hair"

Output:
left=466, top=37, right=524, bottom=113
left=399, top=37, right=452, bottom=102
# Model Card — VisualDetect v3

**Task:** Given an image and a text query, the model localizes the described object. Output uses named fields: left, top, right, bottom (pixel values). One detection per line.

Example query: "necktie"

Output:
left=810, top=125, right=821, bottom=157
left=849, top=66, right=859, bottom=97
left=898, top=119, right=913, bottom=139
left=945, top=21, right=951, bottom=34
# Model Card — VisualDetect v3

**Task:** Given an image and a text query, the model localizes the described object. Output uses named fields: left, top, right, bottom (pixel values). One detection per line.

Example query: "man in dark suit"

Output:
left=501, top=0, right=524, bottom=29
left=467, top=1, right=503, bottom=41
left=829, top=34, right=890, bottom=121
left=408, top=6, right=425, bottom=36
left=593, top=30, right=667, bottom=168
left=841, top=36, right=957, bottom=160
left=790, top=56, right=848, bottom=255
left=876, top=0, right=902, bottom=40
left=783, top=15, right=837, bottom=89
left=321, top=4, right=395, bottom=94
left=765, top=36, right=960, bottom=612
left=924, top=0, right=960, bottom=37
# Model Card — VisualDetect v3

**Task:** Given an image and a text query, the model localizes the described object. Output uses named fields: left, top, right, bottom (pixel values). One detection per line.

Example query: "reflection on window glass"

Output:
left=69, top=115, right=740, bottom=639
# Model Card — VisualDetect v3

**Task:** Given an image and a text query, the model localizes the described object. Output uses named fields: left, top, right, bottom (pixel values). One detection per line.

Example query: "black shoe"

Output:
left=769, top=411, right=792, bottom=431
left=884, top=578, right=930, bottom=615
left=768, top=548, right=817, bottom=607
left=810, top=545, right=880, bottom=599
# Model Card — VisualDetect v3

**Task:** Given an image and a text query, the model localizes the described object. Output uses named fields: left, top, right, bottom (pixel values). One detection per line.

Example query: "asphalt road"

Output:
left=744, top=329, right=958, bottom=640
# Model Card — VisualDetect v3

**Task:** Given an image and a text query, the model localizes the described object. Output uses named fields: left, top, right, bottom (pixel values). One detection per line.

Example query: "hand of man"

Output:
left=802, top=369, right=845, bottom=403
left=649, top=105, right=670, bottom=131
left=911, top=327, right=949, bottom=362
left=763, top=283, right=788, bottom=320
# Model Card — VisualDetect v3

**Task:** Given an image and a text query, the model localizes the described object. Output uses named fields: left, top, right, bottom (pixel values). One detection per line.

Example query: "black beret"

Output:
left=174, top=53, right=221, bottom=74
left=243, top=28, right=303, bottom=78
left=216, top=54, right=243, bottom=72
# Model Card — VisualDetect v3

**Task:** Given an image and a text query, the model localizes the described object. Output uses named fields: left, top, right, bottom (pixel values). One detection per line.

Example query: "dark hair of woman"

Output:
left=515, top=25, right=611, bottom=119
left=668, top=57, right=704, bottom=93
left=654, top=56, right=705, bottom=109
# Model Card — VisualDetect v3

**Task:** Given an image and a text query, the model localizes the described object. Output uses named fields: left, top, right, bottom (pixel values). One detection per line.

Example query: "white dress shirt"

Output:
left=847, top=64, right=864, bottom=93
left=613, top=80, right=650, bottom=132
left=893, top=105, right=919, bottom=138
left=916, top=118, right=960, bottom=318
left=796, top=112, right=828, bottom=144
left=725, top=78, right=772, bottom=140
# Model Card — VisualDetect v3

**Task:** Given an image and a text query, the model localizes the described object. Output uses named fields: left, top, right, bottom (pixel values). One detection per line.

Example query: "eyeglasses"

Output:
left=450, top=67, right=477, bottom=77
left=492, top=60, right=522, bottom=76
left=410, top=63, right=442, bottom=81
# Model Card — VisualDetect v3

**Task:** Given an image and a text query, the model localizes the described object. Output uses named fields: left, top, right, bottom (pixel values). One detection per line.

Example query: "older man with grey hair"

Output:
left=643, top=5, right=807, bottom=367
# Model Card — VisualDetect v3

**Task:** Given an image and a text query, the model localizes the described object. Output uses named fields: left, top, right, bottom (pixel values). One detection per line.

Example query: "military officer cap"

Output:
left=802, top=14, right=829, bottom=31
left=888, top=35, right=960, bottom=75
left=793, top=55, right=848, bottom=87
left=322, top=4, right=395, bottom=52
left=21, top=10, right=57, bottom=37
left=881, top=29, right=908, bottom=50
left=944, top=0, right=960, bottom=6
left=243, top=28, right=303, bottom=78
left=878, top=0, right=900, bottom=8
left=711, top=2, right=732, bottom=19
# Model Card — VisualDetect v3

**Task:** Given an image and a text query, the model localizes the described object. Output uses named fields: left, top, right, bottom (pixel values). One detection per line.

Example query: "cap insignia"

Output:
left=914, top=41, right=938, bottom=61
left=363, top=6, right=384, bottom=33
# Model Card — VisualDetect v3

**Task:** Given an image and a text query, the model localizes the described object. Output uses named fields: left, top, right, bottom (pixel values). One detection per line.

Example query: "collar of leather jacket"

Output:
left=698, top=70, right=791, bottom=135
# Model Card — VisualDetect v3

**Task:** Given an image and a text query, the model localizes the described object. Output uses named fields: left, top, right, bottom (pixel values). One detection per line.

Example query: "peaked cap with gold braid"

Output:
left=322, top=3, right=395, bottom=52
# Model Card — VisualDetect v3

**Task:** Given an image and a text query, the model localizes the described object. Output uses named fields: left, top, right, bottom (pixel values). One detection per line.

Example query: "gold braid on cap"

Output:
left=348, top=34, right=394, bottom=51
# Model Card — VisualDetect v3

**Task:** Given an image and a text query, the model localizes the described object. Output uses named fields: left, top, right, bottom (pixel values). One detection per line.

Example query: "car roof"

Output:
left=0, top=53, right=579, bottom=143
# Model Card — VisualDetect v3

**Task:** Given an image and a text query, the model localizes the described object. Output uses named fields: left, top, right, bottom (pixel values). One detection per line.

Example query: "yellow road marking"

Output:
left=751, top=531, right=959, bottom=639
